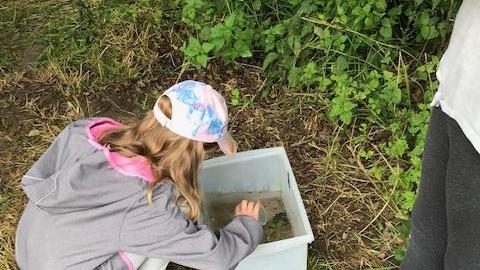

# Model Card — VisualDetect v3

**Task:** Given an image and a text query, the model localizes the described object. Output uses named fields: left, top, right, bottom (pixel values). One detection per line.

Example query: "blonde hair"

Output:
left=99, top=96, right=207, bottom=220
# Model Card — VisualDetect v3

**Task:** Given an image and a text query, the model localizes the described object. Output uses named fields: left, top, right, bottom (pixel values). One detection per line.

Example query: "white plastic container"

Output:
left=199, top=147, right=314, bottom=270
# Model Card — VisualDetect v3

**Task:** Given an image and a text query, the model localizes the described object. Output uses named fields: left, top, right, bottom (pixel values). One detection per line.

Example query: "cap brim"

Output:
left=217, top=132, right=237, bottom=156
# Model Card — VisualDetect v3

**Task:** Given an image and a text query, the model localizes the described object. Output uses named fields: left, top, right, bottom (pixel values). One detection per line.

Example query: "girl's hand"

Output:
left=235, top=200, right=262, bottom=221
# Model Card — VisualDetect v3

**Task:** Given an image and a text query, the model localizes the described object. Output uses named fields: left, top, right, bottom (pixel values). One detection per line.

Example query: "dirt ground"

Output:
left=0, top=44, right=401, bottom=269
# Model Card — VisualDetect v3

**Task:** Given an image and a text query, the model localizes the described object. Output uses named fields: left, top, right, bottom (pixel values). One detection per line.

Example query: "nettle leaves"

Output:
left=181, top=12, right=254, bottom=68
left=182, top=36, right=214, bottom=67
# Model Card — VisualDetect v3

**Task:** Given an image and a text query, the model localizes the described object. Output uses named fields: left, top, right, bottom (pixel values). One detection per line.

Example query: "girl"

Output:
left=15, top=80, right=263, bottom=270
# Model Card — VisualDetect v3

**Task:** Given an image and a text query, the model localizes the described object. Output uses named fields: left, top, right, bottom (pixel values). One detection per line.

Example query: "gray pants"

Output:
left=401, top=107, right=480, bottom=269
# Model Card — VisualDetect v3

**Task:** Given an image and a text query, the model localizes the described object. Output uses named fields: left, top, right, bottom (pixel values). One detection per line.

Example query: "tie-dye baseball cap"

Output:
left=153, top=80, right=237, bottom=156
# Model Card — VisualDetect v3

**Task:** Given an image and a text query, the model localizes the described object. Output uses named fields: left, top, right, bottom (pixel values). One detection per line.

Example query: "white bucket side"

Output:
left=236, top=243, right=308, bottom=270
left=276, top=148, right=314, bottom=243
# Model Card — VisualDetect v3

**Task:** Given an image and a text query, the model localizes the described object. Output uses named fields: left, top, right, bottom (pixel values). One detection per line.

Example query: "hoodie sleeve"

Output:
left=21, top=119, right=93, bottom=181
left=20, top=119, right=93, bottom=207
left=22, top=124, right=73, bottom=181
left=118, top=183, right=263, bottom=270
left=20, top=123, right=75, bottom=204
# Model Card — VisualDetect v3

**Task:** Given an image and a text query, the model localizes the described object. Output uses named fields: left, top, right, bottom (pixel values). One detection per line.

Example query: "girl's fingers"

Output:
left=253, top=200, right=261, bottom=216
left=235, top=200, right=261, bottom=221
left=247, top=201, right=255, bottom=211
left=241, top=200, right=248, bottom=210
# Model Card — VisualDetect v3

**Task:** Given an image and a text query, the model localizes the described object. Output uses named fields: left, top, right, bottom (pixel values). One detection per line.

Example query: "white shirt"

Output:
left=432, top=0, right=480, bottom=153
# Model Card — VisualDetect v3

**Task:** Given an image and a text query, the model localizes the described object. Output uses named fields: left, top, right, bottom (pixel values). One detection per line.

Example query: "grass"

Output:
left=0, top=1, right=453, bottom=269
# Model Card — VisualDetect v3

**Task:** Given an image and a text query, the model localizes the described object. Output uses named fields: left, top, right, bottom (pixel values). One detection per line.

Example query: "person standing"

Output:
left=401, top=0, right=480, bottom=269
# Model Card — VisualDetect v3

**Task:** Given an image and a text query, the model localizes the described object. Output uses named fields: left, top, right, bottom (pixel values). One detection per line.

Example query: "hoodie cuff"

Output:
left=227, top=215, right=264, bottom=248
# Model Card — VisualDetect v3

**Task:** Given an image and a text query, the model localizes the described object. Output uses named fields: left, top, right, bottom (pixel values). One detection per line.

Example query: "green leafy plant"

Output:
left=230, top=88, right=241, bottom=106
left=181, top=36, right=214, bottom=67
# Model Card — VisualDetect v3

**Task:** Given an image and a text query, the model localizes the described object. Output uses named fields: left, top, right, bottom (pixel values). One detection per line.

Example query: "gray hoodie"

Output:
left=15, top=118, right=262, bottom=270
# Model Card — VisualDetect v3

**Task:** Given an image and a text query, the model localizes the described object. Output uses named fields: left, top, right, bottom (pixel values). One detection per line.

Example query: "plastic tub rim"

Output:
left=202, top=147, right=315, bottom=253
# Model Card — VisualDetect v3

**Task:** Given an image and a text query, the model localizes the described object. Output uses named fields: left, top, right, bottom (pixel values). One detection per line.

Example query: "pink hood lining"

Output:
left=86, top=118, right=155, bottom=183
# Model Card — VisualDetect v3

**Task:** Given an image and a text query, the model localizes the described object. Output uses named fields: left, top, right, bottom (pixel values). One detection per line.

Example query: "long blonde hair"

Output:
left=99, top=96, right=207, bottom=220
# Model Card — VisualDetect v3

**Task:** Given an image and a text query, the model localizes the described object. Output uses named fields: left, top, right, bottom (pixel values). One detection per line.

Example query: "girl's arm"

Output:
left=119, top=183, right=263, bottom=270
left=21, top=118, right=91, bottom=182
left=22, top=124, right=72, bottom=181
left=20, top=119, right=93, bottom=206
left=20, top=123, right=74, bottom=206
